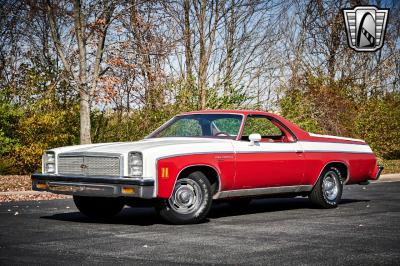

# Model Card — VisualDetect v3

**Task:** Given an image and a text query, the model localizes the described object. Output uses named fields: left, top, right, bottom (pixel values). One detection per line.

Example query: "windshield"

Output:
left=148, top=114, right=243, bottom=139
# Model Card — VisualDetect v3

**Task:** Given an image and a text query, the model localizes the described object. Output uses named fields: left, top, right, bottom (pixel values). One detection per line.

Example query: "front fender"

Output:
left=156, top=153, right=235, bottom=198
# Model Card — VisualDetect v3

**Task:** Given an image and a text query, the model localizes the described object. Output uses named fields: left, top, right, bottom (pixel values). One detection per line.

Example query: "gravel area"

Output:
left=0, top=175, right=70, bottom=202
left=0, top=193, right=70, bottom=202
left=0, top=175, right=32, bottom=192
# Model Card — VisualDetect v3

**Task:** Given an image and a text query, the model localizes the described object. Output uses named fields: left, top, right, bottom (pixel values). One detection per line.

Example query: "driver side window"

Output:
left=242, top=116, right=283, bottom=141
left=211, top=118, right=242, bottom=136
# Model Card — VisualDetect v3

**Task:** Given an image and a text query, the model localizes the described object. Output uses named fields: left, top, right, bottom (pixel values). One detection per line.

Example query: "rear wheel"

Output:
left=156, top=171, right=212, bottom=224
left=73, top=196, right=124, bottom=219
left=309, top=167, right=343, bottom=208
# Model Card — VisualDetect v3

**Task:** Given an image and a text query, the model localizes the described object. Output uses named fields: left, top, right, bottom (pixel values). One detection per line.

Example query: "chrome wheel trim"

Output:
left=322, top=172, right=339, bottom=201
left=169, top=178, right=203, bottom=214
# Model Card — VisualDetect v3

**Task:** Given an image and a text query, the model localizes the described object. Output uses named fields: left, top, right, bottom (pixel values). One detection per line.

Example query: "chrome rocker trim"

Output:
left=213, top=185, right=313, bottom=199
left=31, top=173, right=154, bottom=199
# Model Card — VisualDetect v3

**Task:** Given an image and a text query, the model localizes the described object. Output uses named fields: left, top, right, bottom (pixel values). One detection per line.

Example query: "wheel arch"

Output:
left=313, top=161, right=350, bottom=187
left=176, top=164, right=221, bottom=196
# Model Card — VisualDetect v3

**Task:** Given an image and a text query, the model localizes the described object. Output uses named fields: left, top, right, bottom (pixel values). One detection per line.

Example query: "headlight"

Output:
left=43, top=151, right=55, bottom=173
left=128, top=152, right=143, bottom=177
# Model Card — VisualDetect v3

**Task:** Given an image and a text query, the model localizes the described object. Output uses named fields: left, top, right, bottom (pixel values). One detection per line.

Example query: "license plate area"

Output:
left=47, top=182, right=117, bottom=196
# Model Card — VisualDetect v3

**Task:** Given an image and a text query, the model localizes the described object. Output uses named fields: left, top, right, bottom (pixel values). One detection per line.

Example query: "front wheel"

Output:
left=73, top=196, right=124, bottom=219
left=309, top=167, right=343, bottom=208
left=156, top=171, right=212, bottom=224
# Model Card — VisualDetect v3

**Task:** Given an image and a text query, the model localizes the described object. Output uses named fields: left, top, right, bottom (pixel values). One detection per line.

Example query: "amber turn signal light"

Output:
left=36, top=182, right=48, bottom=189
left=122, top=187, right=135, bottom=194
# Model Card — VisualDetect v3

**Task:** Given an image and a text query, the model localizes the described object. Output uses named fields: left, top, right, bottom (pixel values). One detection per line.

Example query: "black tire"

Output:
left=227, top=198, right=252, bottom=209
left=73, top=196, right=124, bottom=219
left=156, top=171, right=212, bottom=224
left=309, top=167, right=343, bottom=208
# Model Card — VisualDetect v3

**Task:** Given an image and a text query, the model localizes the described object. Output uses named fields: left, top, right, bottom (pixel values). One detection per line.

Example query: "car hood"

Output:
left=50, top=137, right=234, bottom=156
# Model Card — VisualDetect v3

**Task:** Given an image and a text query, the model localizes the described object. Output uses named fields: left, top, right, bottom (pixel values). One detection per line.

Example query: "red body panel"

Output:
left=156, top=110, right=379, bottom=198
left=301, top=152, right=377, bottom=185
left=157, top=153, right=235, bottom=198
left=234, top=152, right=305, bottom=188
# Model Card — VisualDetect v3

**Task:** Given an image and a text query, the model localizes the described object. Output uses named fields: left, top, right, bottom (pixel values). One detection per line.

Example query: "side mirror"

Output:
left=249, top=133, right=261, bottom=146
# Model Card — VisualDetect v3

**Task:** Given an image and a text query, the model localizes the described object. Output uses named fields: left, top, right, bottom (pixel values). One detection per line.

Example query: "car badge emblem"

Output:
left=343, top=6, right=389, bottom=52
left=80, top=164, right=88, bottom=169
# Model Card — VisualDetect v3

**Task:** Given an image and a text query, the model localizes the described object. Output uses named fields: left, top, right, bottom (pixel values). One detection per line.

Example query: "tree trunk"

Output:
left=131, top=1, right=160, bottom=111
left=79, top=88, right=91, bottom=144
left=74, top=0, right=91, bottom=144
left=183, top=0, right=193, bottom=79
left=197, top=0, right=207, bottom=110
left=327, top=9, right=341, bottom=81
left=224, top=0, right=236, bottom=95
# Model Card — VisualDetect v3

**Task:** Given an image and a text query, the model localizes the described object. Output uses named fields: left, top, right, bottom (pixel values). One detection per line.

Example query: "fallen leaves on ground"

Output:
left=0, top=175, right=71, bottom=202
left=0, top=175, right=32, bottom=192
left=0, top=193, right=71, bottom=202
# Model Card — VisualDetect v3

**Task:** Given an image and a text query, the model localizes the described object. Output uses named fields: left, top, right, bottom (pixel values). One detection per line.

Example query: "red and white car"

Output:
left=32, top=110, right=383, bottom=224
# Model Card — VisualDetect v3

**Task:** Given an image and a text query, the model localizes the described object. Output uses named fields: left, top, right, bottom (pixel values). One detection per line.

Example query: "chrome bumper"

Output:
left=31, top=173, right=154, bottom=199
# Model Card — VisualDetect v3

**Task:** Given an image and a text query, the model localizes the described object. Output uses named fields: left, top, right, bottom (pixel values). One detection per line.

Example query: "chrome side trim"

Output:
left=307, top=133, right=365, bottom=143
left=156, top=151, right=234, bottom=161
left=300, top=150, right=373, bottom=154
left=213, top=185, right=312, bottom=199
left=234, top=150, right=372, bottom=154
left=300, top=140, right=369, bottom=146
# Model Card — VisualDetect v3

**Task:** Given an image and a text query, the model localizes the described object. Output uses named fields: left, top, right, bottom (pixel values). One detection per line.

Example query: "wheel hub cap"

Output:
left=176, top=187, right=194, bottom=205
left=169, top=178, right=203, bottom=214
left=323, top=174, right=339, bottom=201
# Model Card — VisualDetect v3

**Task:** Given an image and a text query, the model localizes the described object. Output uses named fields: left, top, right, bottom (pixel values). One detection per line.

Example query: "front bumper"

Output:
left=32, top=173, right=154, bottom=199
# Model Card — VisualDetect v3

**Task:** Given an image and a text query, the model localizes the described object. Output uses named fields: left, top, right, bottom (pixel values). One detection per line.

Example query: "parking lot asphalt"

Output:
left=0, top=181, right=399, bottom=265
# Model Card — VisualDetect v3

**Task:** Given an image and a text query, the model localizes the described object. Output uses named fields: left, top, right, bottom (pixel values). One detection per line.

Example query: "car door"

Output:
left=233, top=115, right=305, bottom=189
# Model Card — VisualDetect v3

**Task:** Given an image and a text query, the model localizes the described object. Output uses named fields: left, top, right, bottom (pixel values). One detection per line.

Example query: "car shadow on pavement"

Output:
left=41, top=197, right=369, bottom=225
left=41, top=207, right=167, bottom=226
left=208, top=197, right=370, bottom=219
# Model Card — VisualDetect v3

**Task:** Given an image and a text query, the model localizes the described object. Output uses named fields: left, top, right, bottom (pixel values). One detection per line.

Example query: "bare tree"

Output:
left=194, top=0, right=222, bottom=109
left=46, top=0, right=116, bottom=144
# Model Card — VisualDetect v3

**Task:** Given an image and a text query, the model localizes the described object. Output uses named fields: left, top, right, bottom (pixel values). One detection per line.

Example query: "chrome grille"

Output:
left=58, top=155, right=121, bottom=176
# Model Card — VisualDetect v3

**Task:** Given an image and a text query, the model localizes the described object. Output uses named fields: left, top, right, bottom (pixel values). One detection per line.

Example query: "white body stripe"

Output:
left=233, top=141, right=302, bottom=153
left=299, top=141, right=372, bottom=154
left=49, top=137, right=373, bottom=198
left=308, top=132, right=365, bottom=143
